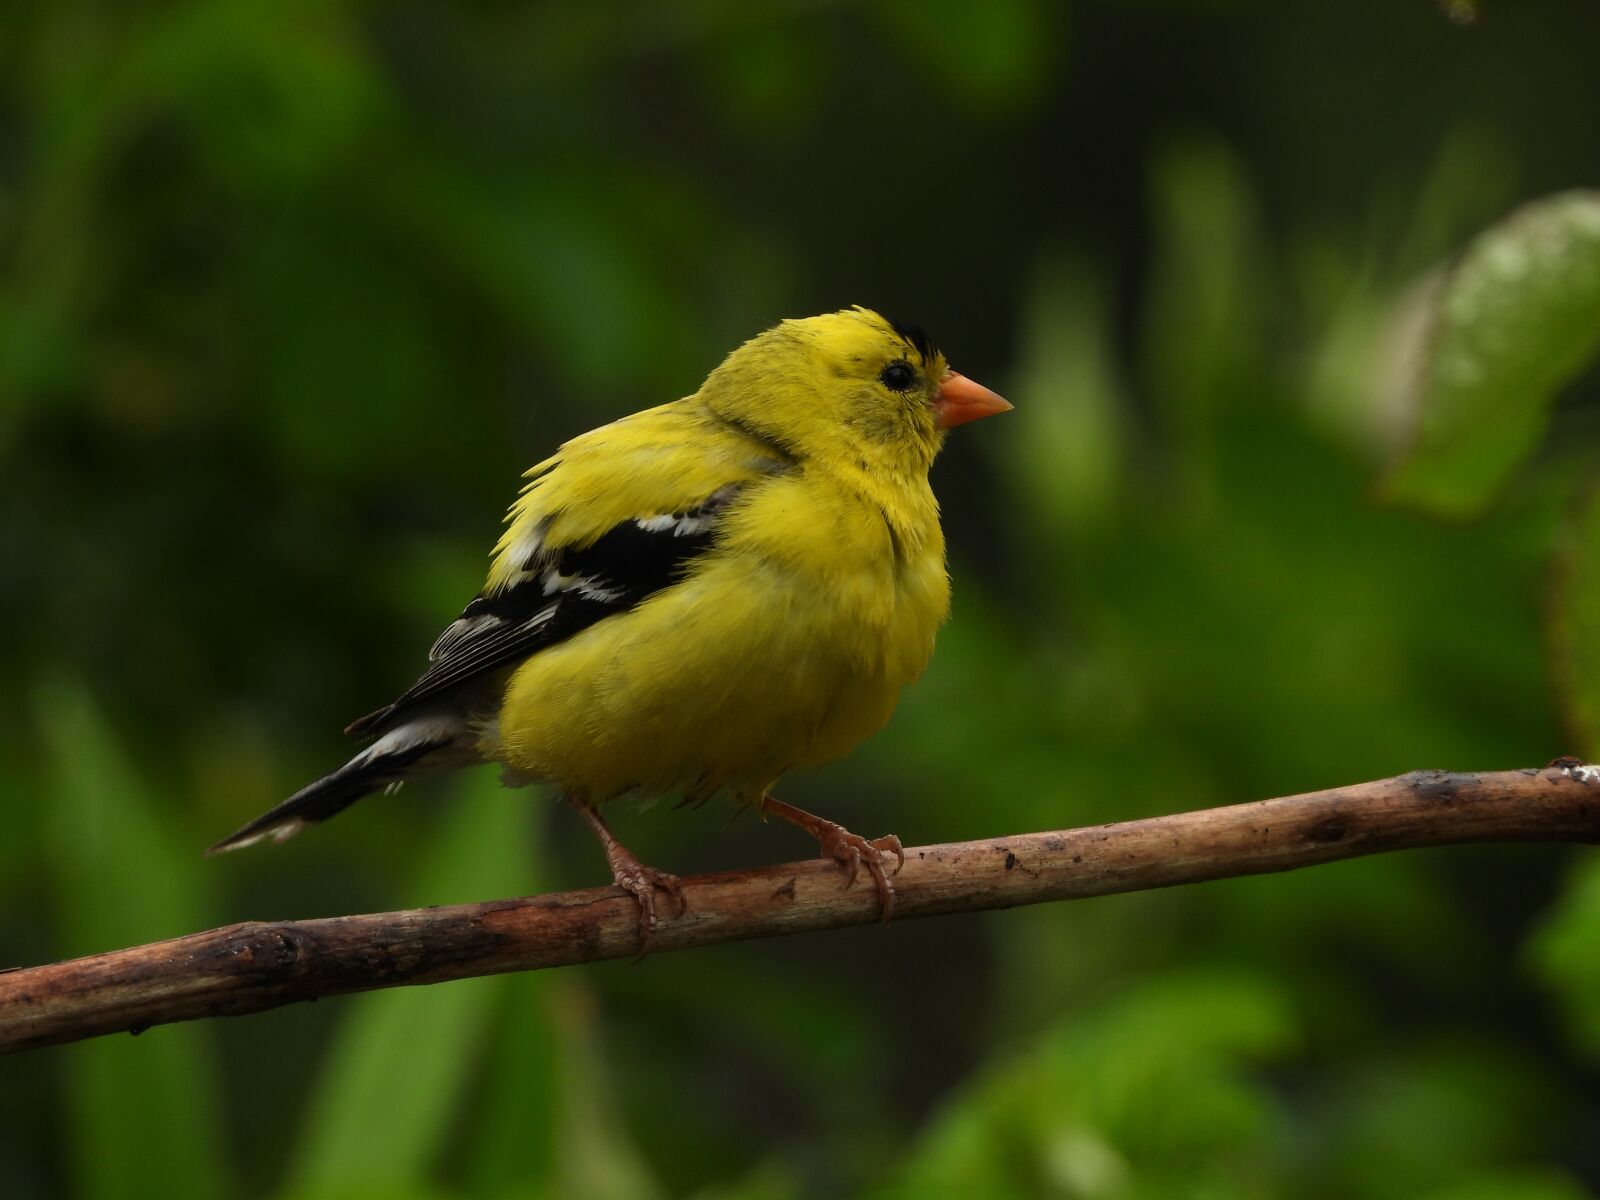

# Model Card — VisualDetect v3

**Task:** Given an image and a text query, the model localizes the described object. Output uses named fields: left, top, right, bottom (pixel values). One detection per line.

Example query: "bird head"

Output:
left=700, top=307, right=1012, bottom=475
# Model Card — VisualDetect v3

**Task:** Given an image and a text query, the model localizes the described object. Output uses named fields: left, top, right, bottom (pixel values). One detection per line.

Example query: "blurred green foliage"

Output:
left=4, top=1, right=1600, bottom=1198
left=1380, top=191, right=1600, bottom=516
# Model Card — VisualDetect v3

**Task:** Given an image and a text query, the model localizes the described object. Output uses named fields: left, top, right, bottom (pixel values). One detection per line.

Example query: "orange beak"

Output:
left=933, top=371, right=1013, bottom=430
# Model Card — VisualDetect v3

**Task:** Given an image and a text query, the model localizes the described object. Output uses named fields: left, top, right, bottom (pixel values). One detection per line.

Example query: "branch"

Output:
left=4, top=766, right=1598, bottom=1054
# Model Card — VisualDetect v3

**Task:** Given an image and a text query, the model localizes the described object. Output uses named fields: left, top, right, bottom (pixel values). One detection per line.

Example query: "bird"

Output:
left=208, top=307, right=1012, bottom=948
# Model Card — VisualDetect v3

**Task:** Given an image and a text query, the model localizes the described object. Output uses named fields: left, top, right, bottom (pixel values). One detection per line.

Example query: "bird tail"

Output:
left=206, top=716, right=472, bottom=855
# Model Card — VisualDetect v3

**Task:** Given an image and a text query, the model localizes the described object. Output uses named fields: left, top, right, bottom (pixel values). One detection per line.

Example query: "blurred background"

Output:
left=4, top=1, right=1600, bottom=1196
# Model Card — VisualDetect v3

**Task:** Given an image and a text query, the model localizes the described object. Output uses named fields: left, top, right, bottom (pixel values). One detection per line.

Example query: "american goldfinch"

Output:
left=210, top=307, right=1011, bottom=945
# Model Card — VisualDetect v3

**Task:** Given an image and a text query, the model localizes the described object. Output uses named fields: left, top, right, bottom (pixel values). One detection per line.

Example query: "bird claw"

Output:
left=607, top=853, right=686, bottom=960
left=815, top=825, right=903, bottom=923
left=756, top=796, right=903, bottom=923
left=571, top=799, right=686, bottom=960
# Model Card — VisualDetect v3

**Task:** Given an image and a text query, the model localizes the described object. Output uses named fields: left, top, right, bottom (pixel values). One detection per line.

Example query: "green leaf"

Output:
left=464, top=973, right=668, bottom=1200
left=129, top=0, right=387, bottom=192
left=686, top=1163, right=802, bottom=1200
left=1550, top=480, right=1600, bottom=757
left=1382, top=190, right=1600, bottom=516
left=1420, top=1169, right=1589, bottom=1200
left=878, top=971, right=1296, bottom=1199
left=37, top=679, right=232, bottom=1200
left=542, top=978, right=667, bottom=1200
left=458, top=972, right=562, bottom=1198
left=874, top=0, right=1057, bottom=113
left=1315, top=1038, right=1571, bottom=1197
left=696, top=19, right=825, bottom=134
left=1527, top=851, right=1600, bottom=1060
left=1005, top=254, right=1126, bottom=539
left=279, top=773, right=537, bottom=1196
left=1140, top=133, right=1272, bottom=483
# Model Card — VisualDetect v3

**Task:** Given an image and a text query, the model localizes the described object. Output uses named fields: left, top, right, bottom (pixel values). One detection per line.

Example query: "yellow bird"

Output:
left=210, top=307, right=1011, bottom=945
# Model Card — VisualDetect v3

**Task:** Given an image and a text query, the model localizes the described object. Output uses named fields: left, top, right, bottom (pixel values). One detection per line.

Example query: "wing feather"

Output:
left=346, top=482, right=746, bottom=737
left=349, top=403, right=791, bottom=738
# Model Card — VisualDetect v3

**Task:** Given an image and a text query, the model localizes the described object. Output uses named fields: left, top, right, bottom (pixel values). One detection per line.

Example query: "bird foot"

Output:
left=570, top=799, right=686, bottom=959
left=761, top=797, right=904, bottom=922
left=604, top=845, right=686, bottom=959
left=816, top=824, right=904, bottom=922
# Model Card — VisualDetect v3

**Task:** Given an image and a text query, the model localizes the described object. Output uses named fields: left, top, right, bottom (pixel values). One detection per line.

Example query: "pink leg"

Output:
left=761, top=796, right=904, bottom=922
left=570, top=800, right=686, bottom=957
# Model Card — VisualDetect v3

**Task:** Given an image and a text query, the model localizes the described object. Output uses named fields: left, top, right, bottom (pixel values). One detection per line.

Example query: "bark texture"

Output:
left=3, top=766, right=1597, bottom=1054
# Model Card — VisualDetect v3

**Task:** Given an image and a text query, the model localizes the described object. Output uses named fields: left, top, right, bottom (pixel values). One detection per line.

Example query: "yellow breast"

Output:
left=490, top=468, right=948, bottom=804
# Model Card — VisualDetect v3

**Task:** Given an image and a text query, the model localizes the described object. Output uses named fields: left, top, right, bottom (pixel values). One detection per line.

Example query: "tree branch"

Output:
left=4, top=765, right=1598, bottom=1055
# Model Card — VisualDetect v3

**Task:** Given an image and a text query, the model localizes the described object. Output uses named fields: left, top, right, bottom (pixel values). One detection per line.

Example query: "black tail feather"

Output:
left=206, top=739, right=444, bottom=855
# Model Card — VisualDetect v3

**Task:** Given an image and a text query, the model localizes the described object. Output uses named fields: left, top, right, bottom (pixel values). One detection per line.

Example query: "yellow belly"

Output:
left=489, top=479, right=948, bottom=804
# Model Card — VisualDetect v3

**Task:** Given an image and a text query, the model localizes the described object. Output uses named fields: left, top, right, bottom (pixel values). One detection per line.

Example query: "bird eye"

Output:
left=879, top=360, right=916, bottom=392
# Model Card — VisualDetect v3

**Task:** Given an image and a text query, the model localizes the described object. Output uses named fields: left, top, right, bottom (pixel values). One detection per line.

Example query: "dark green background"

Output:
left=5, top=1, right=1600, bottom=1197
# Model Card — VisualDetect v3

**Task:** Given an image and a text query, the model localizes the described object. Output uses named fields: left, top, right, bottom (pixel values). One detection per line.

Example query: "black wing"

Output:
left=346, top=485, right=739, bottom=737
